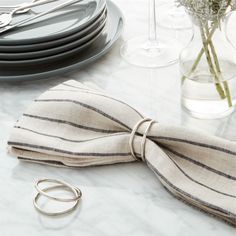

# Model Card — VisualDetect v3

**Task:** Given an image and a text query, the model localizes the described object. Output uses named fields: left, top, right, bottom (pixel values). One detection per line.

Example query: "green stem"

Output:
left=199, top=23, right=226, bottom=99
left=181, top=23, right=218, bottom=82
left=181, top=0, right=232, bottom=82
left=205, top=25, right=233, bottom=107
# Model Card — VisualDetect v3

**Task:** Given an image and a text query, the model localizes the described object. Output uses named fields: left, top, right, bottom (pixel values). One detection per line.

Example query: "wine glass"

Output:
left=157, top=0, right=192, bottom=30
left=120, top=0, right=183, bottom=68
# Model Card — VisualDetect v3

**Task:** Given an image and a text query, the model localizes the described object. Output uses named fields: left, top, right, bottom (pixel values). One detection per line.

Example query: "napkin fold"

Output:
left=8, top=80, right=236, bottom=225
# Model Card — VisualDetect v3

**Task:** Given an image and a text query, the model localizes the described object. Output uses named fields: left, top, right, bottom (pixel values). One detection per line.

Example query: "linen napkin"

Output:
left=8, top=80, right=236, bottom=225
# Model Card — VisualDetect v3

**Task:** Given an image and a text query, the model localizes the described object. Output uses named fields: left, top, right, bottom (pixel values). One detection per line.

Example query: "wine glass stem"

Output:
left=149, top=0, right=157, bottom=42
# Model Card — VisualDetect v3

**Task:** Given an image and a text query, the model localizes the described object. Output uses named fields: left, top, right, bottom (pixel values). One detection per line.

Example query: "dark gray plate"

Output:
left=0, top=11, right=107, bottom=59
left=0, top=6, right=106, bottom=52
left=0, top=0, right=106, bottom=45
left=0, top=0, right=124, bottom=81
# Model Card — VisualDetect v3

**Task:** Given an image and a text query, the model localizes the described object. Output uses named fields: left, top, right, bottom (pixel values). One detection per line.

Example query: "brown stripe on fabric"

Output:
left=162, top=184, right=236, bottom=226
left=151, top=136, right=236, bottom=157
left=164, top=149, right=236, bottom=198
left=14, top=126, right=128, bottom=143
left=35, top=98, right=131, bottom=131
left=160, top=145, right=236, bottom=181
left=23, top=114, right=120, bottom=134
left=8, top=141, right=131, bottom=157
left=146, top=160, right=236, bottom=218
left=60, top=83, right=144, bottom=118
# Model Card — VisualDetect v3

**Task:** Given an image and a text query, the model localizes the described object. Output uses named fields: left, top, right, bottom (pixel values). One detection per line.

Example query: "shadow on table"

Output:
left=181, top=109, right=236, bottom=140
left=36, top=198, right=83, bottom=230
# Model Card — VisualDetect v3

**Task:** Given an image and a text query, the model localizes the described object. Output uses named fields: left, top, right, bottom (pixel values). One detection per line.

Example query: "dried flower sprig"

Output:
left=177, top=0, right=234, bottom=24
left=178, top=0, right=236, bottom=107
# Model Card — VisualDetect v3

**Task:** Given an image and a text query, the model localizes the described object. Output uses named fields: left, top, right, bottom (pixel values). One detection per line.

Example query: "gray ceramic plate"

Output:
left=0, top=21, right=106, bottom=63
left=0, top=22, right=106, bottom=65
left=0, top=6, right=106, bottom=52
left=0, top=11, right=107, bottom=59
left=0, top=0, right=106, bottom=45
left=0, top=0, right=123, bottom=81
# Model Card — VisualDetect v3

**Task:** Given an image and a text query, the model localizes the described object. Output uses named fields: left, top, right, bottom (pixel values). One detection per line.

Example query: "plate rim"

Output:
left=0, top=11, right=107, bottom=60
left=0, top=5, right=107, bottom=52
left=0, top=0, right=124, bottom=81
left=0, top=19, right=106, bottom=63
left=0, top=0, right=106, bottom=45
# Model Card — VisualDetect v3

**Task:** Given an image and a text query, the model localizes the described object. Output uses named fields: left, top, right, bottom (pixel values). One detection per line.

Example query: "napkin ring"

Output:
left=33, top=178, right=82, bottom=216
left=129, top=118, right=156, bottom=162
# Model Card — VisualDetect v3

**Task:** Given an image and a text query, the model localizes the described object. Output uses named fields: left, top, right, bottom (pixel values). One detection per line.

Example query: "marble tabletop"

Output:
left=1, top=0, right=236, bottom=235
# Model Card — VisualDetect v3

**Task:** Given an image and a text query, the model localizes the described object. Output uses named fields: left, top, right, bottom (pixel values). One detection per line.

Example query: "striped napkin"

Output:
left=8, top=80, right=236, bottom=225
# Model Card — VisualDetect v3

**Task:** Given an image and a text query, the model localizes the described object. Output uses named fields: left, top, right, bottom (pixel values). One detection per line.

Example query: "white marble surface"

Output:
left=1, top=0, right=236, bottom=235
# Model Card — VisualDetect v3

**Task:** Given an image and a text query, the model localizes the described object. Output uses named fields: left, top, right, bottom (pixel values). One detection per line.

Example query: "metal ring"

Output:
left=35, top=179, right=82, bottom=202
left=33, top=185, right=81, bottom=216
left=140, top=120, right=156, bottom=162
left=129, top=118, right=151, bottom=160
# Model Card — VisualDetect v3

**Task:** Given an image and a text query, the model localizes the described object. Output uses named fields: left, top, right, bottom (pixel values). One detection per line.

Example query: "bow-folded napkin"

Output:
left=8, top=80, right=236, bottom=225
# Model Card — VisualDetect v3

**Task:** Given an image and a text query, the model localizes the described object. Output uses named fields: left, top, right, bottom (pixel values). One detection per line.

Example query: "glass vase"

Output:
left=180, top=17, right=236, bottom=119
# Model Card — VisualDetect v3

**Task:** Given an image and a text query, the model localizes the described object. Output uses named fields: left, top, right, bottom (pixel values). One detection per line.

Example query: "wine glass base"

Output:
left=120, top=36, right=183, bottom=68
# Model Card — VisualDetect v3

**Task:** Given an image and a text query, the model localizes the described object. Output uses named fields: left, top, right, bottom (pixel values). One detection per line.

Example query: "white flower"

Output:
left=177, top=0, right=234, bottom=23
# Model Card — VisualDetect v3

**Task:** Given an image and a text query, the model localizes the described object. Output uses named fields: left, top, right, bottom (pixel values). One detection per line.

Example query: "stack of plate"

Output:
left=0, top=0, right=124, bottom=81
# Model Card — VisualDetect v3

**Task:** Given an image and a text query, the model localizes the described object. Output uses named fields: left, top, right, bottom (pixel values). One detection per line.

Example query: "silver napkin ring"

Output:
left=33, top=178, right=82, bottom=216
left=129, top=118, right=156, bottom=162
